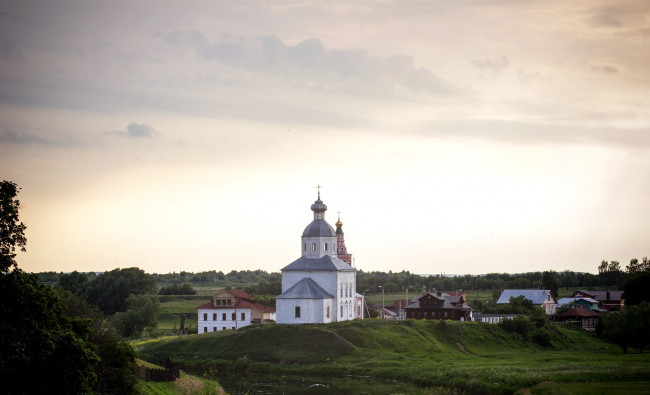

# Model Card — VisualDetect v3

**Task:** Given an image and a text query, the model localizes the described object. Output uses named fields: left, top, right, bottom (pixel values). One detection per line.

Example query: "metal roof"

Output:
left=302, top=219, right=336, bottom=237
left=281, top=254, right=355, bottom=272
left=496, top=289, right=555, bottom=305
left=276, top=277, right=334, bottom=299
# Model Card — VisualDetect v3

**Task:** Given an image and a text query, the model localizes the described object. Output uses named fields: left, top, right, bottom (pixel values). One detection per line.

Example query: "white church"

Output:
left=276, top=191, right=362, bottom=324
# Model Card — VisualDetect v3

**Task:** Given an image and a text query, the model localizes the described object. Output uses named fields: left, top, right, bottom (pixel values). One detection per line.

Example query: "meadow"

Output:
left=135, top=318, right=650, bottom=394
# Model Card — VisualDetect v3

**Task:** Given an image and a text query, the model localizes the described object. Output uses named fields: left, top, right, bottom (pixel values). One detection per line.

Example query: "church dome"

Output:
left=310, top=198, right=327, bottom=213
left=302, top=219, right=336, bottom=237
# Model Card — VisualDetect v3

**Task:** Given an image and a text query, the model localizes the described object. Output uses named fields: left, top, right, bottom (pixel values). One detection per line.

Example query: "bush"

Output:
left=500, top=316, right=533, bottom=337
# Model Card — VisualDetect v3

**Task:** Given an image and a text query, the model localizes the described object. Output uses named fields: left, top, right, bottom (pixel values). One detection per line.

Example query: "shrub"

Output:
left=500, top=316, right=532, bottom=337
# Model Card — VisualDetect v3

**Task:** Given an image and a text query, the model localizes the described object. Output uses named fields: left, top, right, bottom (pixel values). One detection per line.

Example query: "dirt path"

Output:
left=451, top=341, right=472, bottom=355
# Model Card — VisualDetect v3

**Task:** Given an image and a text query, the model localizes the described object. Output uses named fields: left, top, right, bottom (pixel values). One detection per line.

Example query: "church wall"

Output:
left=301, top=236, right=338, bottom=259
left=277, top=298, right=332, bottom=324
left=335, top=271, right=357, bottom=321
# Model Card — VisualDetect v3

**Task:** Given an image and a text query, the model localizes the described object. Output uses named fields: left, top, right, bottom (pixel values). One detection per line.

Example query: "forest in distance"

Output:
left=38, top=257, right=647, bottom=298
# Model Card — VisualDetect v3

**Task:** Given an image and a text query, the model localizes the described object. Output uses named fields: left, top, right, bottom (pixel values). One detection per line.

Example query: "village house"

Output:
left=557, top=307, right=600, bottom=330
left=404, top=291, right=472, bottom=321
left=196, top=289, right=276, bottom=333
left=556, top=295, right=601, bottom=311
left=496, top=289, right=557, bottom=315
left=472, top=313, right=522, bottom=323
left=571, top=290, right=625, bottom=311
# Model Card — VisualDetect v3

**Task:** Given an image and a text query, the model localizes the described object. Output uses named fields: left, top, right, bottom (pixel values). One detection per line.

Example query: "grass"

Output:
left=135, top=319, right=650, bottom=394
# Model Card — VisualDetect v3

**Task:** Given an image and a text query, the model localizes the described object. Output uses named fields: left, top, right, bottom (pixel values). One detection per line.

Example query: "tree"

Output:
left=598, top=260, right=609, bottom=275
left=626, top=257, right=650, bottom=274
left=0, top=270, right=99, bottom=393
left=58, top=270, right=93, bottom=295
left=57, top=289, right=138, bottom=393
left=0, top=180, right=27, bottom=272
left=111, top=294, right=159, bottom=337
left=623, top=271, right=650, bottom=306
left=600, top=302, right=650, bottom=353
left=542, top=270, right=559, bottom=299
left=85, top=267, right=157, bottom=314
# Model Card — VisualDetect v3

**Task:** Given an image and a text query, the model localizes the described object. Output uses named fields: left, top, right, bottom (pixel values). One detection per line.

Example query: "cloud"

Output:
left=0, top=130, right=81, bottom=147
left=158, top=31, right=453, bottom=96
left=472, top=56, right=509, bottom=74
left=110, top=122, right=158, bottom=139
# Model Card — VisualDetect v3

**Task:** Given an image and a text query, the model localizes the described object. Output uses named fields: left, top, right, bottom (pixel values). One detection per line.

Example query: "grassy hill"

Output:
left=135, top=319, right=650, bottom=394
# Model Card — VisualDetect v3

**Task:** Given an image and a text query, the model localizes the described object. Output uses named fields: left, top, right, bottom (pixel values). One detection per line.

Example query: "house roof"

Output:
left=195, top=299, right=276, bottom=313
left=496, top=289, right=555, bottom=305
left=276, top=277, right=334, bottom=299
left=218, top=289, right=251, bottom=299
left=558, top=308, right=600, bottom=318
left=573, top=290, right=624, bottom=301
left=557, top=297, right=599, bottom=307
left=405, top=292, right=471, bottom=311
left=281, top=254, right=355, bottom=272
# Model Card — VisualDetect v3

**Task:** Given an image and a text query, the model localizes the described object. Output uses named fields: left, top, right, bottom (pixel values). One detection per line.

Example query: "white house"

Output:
left=276, top=191, right=358, bottom=324
left=496, top=289, right=557, bottom=315
left=196, top=289, right=276, bottom=333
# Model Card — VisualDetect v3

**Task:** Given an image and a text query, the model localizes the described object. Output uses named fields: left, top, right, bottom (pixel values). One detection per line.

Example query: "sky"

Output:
left=1, top=1, right=649, bottom=276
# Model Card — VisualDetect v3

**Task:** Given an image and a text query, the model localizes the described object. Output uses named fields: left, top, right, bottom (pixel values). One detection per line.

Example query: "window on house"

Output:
left=295, top=306, right=300, bottom=318
left=216, top=300, right=220, bottom=305
left=241, top=312, right=245, bottom=321
left=232, top=312, right=236, bottom=320
left=203, top=313, right=207, bottom=321
left=232, top=327, right=235, bottom=330
left=222, top=327, right=226, bottom=331
left=203, top=327, right=207, bottom=333
left=213, top=313, right=217, bottom=321
left=213, top=327, right=217, bottom=332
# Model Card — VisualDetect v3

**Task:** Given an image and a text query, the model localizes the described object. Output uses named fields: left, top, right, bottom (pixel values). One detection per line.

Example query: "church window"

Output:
left=304, top=243, right=306, bottom=251
left=340, top=284, right=343, bottom=298
left=231, top=312, right=236, bottom=320
left=326, top=306, right=330, bottom=318
left=295, top=306, right=301, bottom=318
left=312, top=243, right=316, bottom=251
left=340, top=305, right=343, bottom=317
left=324, top=243, right=328, bottom=251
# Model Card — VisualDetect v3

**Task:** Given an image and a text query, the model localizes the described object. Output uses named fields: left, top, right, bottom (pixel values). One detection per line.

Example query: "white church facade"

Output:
left=276, top=191, right=360, bottom=324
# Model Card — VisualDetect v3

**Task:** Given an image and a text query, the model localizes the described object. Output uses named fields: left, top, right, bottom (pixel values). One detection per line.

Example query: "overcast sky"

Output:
left=1, top=1, right=649, bottom=276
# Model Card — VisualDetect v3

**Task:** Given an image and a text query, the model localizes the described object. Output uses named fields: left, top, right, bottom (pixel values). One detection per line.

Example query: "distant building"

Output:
left=405, top=291, right=472, bottom=321
left=557, top=307, right=600, bottom=330
left=556, top=296, right=601, bottom=311
left=496, top=289, right=557, bottom=315
left=196, top=289, right=275, bottom=333
left=472, top=313, right=521, bottom=323
left=571, top=290, right=624, bottom=311
left=276, top=191, right=362, bottom=324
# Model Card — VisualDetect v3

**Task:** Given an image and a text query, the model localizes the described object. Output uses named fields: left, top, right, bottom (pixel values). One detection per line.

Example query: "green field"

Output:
left=135, top=318, right=650, bottom=394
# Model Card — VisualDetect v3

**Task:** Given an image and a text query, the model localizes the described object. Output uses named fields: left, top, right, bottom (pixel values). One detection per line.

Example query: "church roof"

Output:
left=302, top=219, right=336, bottom=237
left=281, top=254, right=355, bottom=272
left=276, top=277, right=334, bottom=299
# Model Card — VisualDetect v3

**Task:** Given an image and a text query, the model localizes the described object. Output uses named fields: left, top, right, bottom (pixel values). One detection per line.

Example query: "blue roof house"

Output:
left=496, top=289, right=557, bottom=315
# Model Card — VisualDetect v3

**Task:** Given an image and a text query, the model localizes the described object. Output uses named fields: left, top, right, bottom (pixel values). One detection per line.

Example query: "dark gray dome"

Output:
left=310, top=198, right=327, bottom=213
left=302, top=219, right=336, bottom=237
